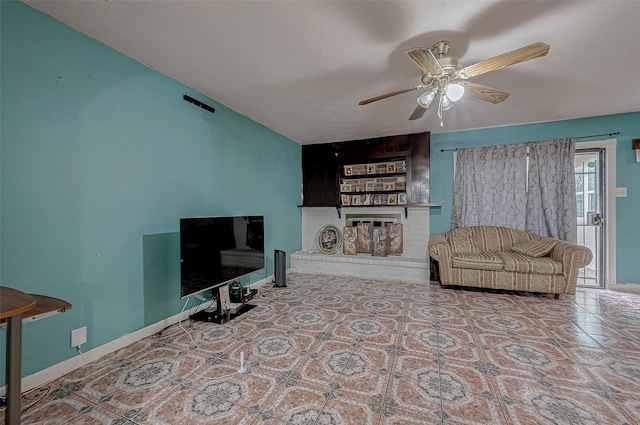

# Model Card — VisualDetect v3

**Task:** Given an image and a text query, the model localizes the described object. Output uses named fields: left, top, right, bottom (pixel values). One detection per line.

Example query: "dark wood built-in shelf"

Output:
left=301, top=132, right=430, bottom=208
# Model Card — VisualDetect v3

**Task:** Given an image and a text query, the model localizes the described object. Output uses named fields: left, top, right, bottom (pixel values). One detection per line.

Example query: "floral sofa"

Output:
left=428, top=226, right=592, bottom=297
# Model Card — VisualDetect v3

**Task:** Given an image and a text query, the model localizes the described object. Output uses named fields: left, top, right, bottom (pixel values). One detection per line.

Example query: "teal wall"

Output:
left=0, top=1, right=301, bottom=382
left=430, top=111, right=640, bottom=284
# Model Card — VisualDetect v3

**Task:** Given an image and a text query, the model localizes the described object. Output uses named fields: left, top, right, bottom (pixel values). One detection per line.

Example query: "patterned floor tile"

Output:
left=70, top=346, right=199, bottom=418
left=407, top=304, right=470, bottom=328
left=440, top=396, right=506, bottom=425
left=514, top=340, right=595, bottom=386
left=536, top=318, right=601, bottom=347
left=334, top=344, right=393, bottom=396
left=259, top=383, right=332, bottom=424
left=138, top=382, right=259, bottom=425
left=493, top=370, right=556, bottom=405
left=585, top=358, right=640, bottom=395
left=349, top=296, right=406, bottom=317
left=228, top=327, right=319, bottom=374
left=321, top=391, right=383, bottom=425
left=475, top=334, right=540, bottom=375
left=272, top=304, right=341, bottom=333
left=548, top=382, right=637, bottom=425
left=332, top=313, right=401, bottom=347
left=18, top=389, right=136, bottom=425
left=296, top=339, right=359, bottom=390
left=301, top=291, right=356, bottom=311
left=470, top=312, right=549, bottom=340
left=425, top=327, right=484, bottom=364
left=385, top=354, right=445, bottom=418
left=499, top=399, right=572, bottom=425
left=461, top=293, right=527, bottom=313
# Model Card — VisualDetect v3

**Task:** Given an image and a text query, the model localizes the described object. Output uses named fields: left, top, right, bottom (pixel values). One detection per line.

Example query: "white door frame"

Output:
left=576, top=138, right=616, bottom=288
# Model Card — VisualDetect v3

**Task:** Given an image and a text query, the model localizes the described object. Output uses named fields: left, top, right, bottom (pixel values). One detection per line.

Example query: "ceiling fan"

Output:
left=359, top=40, right=550, bottom=127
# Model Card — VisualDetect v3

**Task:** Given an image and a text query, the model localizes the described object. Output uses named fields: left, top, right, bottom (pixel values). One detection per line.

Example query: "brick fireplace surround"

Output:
left=293, top=207, right=431, bottom=283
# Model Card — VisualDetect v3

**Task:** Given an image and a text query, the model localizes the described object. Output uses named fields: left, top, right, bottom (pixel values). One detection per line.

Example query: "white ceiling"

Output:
left=23, top=1, right=640, bottom=145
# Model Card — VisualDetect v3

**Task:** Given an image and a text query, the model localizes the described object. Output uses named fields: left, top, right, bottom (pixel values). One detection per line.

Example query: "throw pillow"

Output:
left=512, top=239, right=557, bottom=258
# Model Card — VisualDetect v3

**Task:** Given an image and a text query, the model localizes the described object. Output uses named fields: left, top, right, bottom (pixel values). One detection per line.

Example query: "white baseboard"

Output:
left=608, top=283, right=640, bottom=293
left=0, top=275, right=275, bottom=397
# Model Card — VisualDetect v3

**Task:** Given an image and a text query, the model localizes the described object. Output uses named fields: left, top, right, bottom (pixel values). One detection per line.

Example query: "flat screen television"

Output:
left=180, top=215, right=264, bottom=298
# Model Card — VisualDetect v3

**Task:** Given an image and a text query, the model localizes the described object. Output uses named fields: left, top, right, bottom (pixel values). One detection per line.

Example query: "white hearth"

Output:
left=291, top=250, right=430, bottom=283
left=296, top=207, right=431, bottom=283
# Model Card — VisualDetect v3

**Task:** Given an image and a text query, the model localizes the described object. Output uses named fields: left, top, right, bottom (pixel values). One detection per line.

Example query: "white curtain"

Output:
left=526, top=138, right=577, bottom=242
left=451, top=143, right=528, bottom=229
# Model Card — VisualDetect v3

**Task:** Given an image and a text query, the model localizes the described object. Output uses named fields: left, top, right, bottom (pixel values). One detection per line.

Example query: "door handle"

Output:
left=587, top=212, right=603, bottom=226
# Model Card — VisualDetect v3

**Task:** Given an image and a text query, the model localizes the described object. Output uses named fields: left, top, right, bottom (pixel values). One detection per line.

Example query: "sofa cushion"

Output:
left=512, top=239, right=557, bottom=258
left=472, top=226, right=539, bottom=252
left=498, top=251, right=563, bottom=275
left=452, top=251, right=504, bottom=271
left=449, top=228, right=477, bottom=253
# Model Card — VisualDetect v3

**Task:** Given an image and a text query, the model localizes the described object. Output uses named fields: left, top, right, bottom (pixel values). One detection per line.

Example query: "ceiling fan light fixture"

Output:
left=416, top=89, right=436, bottom=109
left=438, top=92, right=454, bottom=128
left=445, top=83, right=465, bottom=102
left=440, top=93, right=454, bottom=111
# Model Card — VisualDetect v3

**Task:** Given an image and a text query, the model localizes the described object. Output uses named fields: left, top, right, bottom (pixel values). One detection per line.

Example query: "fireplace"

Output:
left=293, top=207, right=431, bottom=283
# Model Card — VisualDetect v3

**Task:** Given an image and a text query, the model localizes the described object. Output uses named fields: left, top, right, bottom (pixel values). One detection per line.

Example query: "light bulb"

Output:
left=416, top=89, right=436, bottom=109
left=440, top=94, right=454, bottom=111
left=445, top=83, right=465, bottom=102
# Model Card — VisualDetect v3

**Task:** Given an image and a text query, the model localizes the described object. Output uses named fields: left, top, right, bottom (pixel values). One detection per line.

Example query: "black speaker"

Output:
left=273, top=249, right=287, bottom=287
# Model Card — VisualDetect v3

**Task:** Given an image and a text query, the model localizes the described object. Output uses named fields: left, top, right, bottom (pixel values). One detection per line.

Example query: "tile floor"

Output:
left=5, top=272, right=640, bottom=424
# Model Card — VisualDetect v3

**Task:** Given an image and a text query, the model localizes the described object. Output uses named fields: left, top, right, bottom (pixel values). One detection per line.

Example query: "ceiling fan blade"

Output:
left=461, top=82, right=510, bottom=104
left=409, top=105, right=427, bottom=120
left=358, top=85, right=425, bottom=105
left=405, top=47, right=443, bottom=76
left=460, top=42, right=550, bottom=78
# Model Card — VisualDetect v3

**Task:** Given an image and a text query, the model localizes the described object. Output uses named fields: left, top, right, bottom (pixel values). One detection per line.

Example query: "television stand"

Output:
left=189, top=304, right=256, bottom=324
left=189, top=284, right=257, bottom=324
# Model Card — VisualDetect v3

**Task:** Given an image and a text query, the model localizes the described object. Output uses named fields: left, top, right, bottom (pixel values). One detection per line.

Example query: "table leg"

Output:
left=6, top=314, right=22, bottom=425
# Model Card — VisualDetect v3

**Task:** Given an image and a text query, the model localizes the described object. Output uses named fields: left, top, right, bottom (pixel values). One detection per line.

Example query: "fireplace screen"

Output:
left=344, top=213, right=402, bottom=256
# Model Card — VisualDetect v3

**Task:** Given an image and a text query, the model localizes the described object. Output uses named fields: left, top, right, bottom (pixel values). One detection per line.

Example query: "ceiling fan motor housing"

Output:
left=430, top=40, right=451, bottom=57
left=438, top=57, right=462, bottom=76
left=421, top=56, right=462, bottom=85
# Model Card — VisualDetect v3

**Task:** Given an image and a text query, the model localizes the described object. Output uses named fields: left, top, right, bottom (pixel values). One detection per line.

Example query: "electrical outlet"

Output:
left=71, top=326, right=87, bottom=348
left=615, top=187, right=628, bottom=197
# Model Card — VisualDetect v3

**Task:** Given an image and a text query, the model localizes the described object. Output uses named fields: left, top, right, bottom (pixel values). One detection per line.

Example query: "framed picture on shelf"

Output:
left=344, top=165, right=353, bottom=176
left=316, top=224, right=342, bottom=255
left=340, top=183, right=351, bottom=192
left=373, top=194, right=382, bottom=205
left=351, top=195, right=362, bottom=206
left=366, top=164, right=376, bottom=174
left=387, top=193, right=397, bottom=205
left=341, top=194, right=351, bottom=206
left=397, top=193, right=407, bottom=205
left=386, top=162, right=396, bottom=173
left=383, top=182, right=396, bottom=191
left=365, top=180, right=374, bottom=191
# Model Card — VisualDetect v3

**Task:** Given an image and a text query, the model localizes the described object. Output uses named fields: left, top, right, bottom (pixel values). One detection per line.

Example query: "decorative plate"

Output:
left=316, top=224, right=342, bottom=255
